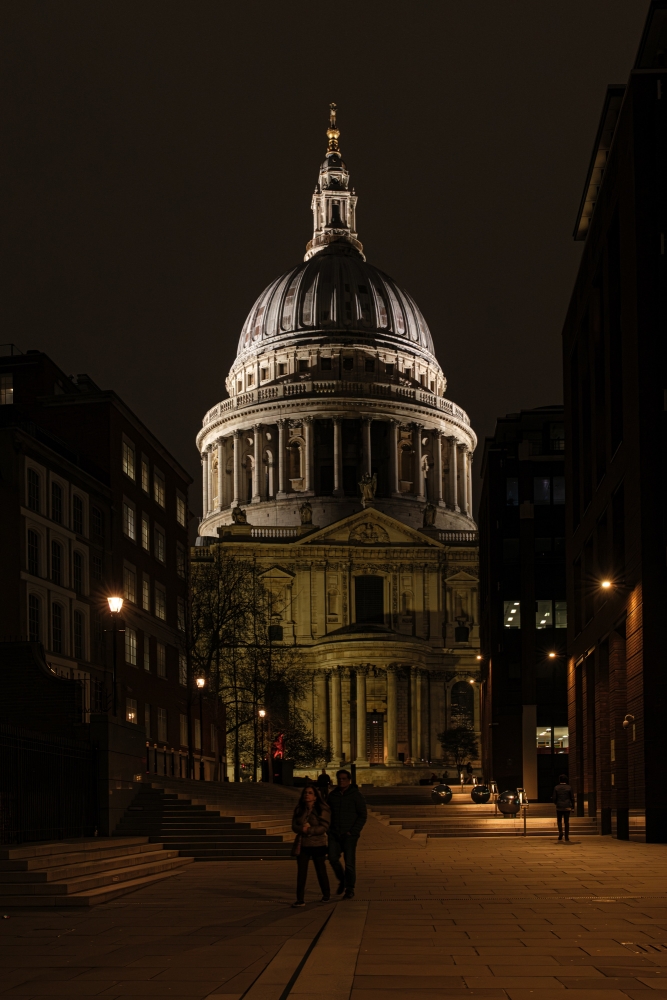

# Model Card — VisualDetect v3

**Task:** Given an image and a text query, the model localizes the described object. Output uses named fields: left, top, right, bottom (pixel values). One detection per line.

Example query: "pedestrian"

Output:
left=466, top=762, right=474, bottom=783
left=552, top=773, right=575, bottom=842
left=327, top=768, right=367, bottom=900
left=290, top=785, right=332, bottom=907
left=316, top=768, right=331, bottom=798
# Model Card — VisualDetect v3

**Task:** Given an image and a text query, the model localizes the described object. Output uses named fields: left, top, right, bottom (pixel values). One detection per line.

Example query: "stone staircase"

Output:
left=0, top=837, right=193, bottom=907
left=116, top=781, right=297, bottom=859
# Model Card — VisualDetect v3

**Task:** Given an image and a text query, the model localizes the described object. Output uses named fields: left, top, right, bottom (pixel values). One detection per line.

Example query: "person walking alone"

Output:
left=327, top=769, right=367, bottom=900
left=552, top=773, right=575, bottom=842
left=290, top=785, right=332, bottom=907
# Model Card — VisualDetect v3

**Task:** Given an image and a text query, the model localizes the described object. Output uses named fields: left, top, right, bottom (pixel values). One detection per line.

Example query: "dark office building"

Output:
left=563, top=1, right=667, bottom=841
left=479, top=406, right=567, bottom=801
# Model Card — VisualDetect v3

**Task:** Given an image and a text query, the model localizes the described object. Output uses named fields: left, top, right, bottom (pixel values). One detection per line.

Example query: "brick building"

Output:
left=563, top=1, right=667, bottom=841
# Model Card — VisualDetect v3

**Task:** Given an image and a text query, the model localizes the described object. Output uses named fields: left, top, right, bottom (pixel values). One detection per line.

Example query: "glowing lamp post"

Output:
left=196, top=676, right=206, bottom=780
left=106, top=596, right=124, bottom=716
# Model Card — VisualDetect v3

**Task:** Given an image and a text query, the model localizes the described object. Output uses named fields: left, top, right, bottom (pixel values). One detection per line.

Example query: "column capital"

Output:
left=233, top=428, right=241, bottom=439
left=448, top=434, right=458, bottom=443
left=355, top=665, right=369, bottom=676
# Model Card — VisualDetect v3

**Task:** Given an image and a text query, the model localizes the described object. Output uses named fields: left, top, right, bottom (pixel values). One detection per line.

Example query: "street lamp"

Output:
left=196, top=676, right=205, bottom=780
left=601, top=580, right=612, bottom=589
left=106, top=596, right=124, bottom=716
left=548, top=652, right=557, bottom=659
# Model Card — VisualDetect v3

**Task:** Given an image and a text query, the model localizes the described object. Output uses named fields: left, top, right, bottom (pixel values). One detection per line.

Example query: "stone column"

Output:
left=389, top=420, right=399, bottom=494
left=415, top=669, right=423, bottom=761
left=217, top=440, right=224, bottom=510
left=315, top=670, right=328, bottom=745
left=386, top=666, right=399, bottom=764
left=435, top=432, right=443, bottom=504
left=467, top=451, right=474, bottom=518
left=415, top=425, right=424, bottom=498
left=252, top=424, right=261, bottom=502
left=329, top=668, right=342, bottom=765
left=201, top=451, right=209, bottom=517
left=421, top=671, right=431, bottom=762
left=355, top=667, right=370, bottom=768
left=304, top=418, right=313, bottom=492
left=333, top=418, right=343, bottom=497
left=277, top=420, right=286, bottom=497
left=362, top=418, right=372, bottom=477
left=410, top=667, right=419, bottom=761
left=340, top=667, right=352, bottom=763
left=459, top=446, right=468, bottom=515
left=447, top=437, right=459, bottom=511
left=232, top=430, right=241, bottom=507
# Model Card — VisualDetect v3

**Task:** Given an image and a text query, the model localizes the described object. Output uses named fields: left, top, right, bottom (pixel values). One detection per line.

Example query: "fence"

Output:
left=0, top=724, right=96, bottom=844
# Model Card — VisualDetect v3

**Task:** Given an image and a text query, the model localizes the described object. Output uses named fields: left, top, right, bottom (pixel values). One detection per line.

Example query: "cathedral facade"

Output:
left=195, top=107, right=480, bottom=783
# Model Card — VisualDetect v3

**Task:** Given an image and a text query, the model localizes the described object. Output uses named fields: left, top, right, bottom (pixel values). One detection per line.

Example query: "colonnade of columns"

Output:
left=200, top=417, right=474, bottom=517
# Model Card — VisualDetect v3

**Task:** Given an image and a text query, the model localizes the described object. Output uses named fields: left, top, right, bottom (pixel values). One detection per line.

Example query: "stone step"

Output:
left=0, top=854, right=192, bottom=896
left=0, top=868, right=187, bottom=908
left=178, top=847, right=293, bottom=859
left=0, top=836, right=149, bottom=863
left=0, top=848, right=183, bottom=883
left=0, top=840, right=156, bottom=873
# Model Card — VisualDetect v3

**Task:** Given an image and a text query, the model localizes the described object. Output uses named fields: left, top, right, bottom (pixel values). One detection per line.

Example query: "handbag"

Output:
left=291, top=834, right=302, bottom=857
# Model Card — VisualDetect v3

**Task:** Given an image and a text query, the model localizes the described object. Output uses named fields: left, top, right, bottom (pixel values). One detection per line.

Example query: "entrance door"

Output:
left=366, top=712, right=384, bottom=764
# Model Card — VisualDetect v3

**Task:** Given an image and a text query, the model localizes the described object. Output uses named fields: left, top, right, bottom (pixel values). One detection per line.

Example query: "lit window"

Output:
left=141, top=457, right=150, bottom=493
left=126, top=698, right=137, bottom=724
left=51, top=482, right=63, bottom=524
left=73, top=610, right=84, bottom=660
left=553, top=477, right=565, bottom=505
left=122, top=441, right=135, bottom=480
left=154, top=470, right=165, bottom=508
left=177, top=597, right=186, bottom=632
left=125, top=627, right=137, bottom=666
left=157, top=642, right=166, bottom=678
left=28, top=594, right=41, bottom=642
left=503, top=600, right=521, bottom=628
left=154, top=528, right=165, bottom=564
left=176, top=542, right=186, bottom=579
left=179, top=654, right=187, bottom=686
left=142, top=576, right=150, bottom=611
left=52, top=603, right=64, bottom=653
left=27, top=469, right=40, bottom=512
left=141, top=514, right=150, bottom=551
left=180, top=713, right=188, bottom=747
left=155, top=586, right=166, bottom=621
left=176, top=494, right=186, bottom=527
left=143, top=634, right=151, bottom=671
left=72, top=495, right=84, bottom=535
left=27, top=530, right=40, bottom=576
left=123, top=565, right=136, bottom=604
left=0, top=373, right=13, bottom=405
left=534, top=477, right=551, bottom=505
left=555, top=601, right=567, bottom=628
left=123, top=502, right=135, bottom=540
left=157, top=708, right=167, bottom=742
left=51, top=541, right=63, bottom=586
left=535, top=600, right=552, bottom=629
left=73, top=551, right=84, bottom=593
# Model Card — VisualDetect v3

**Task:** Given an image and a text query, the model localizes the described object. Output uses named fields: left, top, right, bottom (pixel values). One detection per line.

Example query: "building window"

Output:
left=73, top=551, right=84, bottom=593
left=123, top=565, right=136, bottom=604
left=247, top=371, right=254, bottom=385
left=123, top=502, right=135, bottom=540
left=550, top=423, right=565, bottom=452
left=72, top=495, right=84, bottom=535
left=179, top=654, right=187, bottom=686
left=157, top=708, right=167, bottom=742
left=141, top=514, right=150, bottom=551
left=0, top=373, right=13, bottom=405
left=142, top=576, right=150, bottom=611
left=51, top=541, right=63, bottom=586
left=176, top=494, right=186, bottom=527
left=342, top=357, right=353, bottom=371
left=269, top=624, right=283, bottom=641
left=278, top=363, right=287, bottom=376
left=297, top=359, right=308, bottom=372
left=176, top=542, right=186, bottom=579
left=125, top=627, right=137, bottom=665
left=52, top=603, right=64, bottom=653
left=125, top=698, right=137, bottom=724
left=27, top=469, right=41, bottom=512
left=177, top=597, right=186, bottom=632
left=535, top=600, right=552, bottom=629
left=143, top=634, right=151, bottom=671
left=51, top=482, right=63, bottom=524
left=320, top=357, right=332, bottom=371
left=122, top=441, right=135, bottom=480
left=555, top=601, right=567, bottom=628
left=28, top=594, right=41, bottom=642
left=365, top=359, right=375, bottom=372
left=553, top=477, right=565, bottom=505
left=27, top=530, right=40, bottom=576
left=385, top=363, right=394, bottom=375
left=92, top=555, right=102, bottom=581
left=503, top=601, right=521, bottom=628
left=154, top=470, right=165, bottom=508
left=506, top=477, right=519, bottom=506
left=154, top=528, right=165, bottom=563
left=141, top=457, right=150, bottom=493
left=155, top=586, right=166, bottom=621
left=180, top=713, right=188, bottom=747
left=144, top=703, right=151, bottom=735
left=355, top=576, right=384, bottom=624
left=73, top=610, right=84, bottom=659
left=260, top=367, right=267, bottom=381
left=91, top=506, right=104, bottom=541
left=534, top=477, right=551, bottom=505
left=157, top=642, right=166, bottom=678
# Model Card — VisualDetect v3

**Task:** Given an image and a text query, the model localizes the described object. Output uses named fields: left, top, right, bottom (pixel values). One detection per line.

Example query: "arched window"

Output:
left=28, top=594, right=41, bottom=642
left=73, top=610, right=84, bottom=660
left=27, top=469, right=41, bottom=512
left=451, top=681, right=474, bottom=726
left=400, top=446, right=413, bottom=484
left=51, top=482, right=63, bottom=524
left=27, top=530, right=40, bottom=576
left=52, top=603, right=64, bottom=653
left=51, top=541, right=63, bottom=586
left=288, top=442, right=302, bottom=481
left=72, top=494, right=84, bottom=535
left=73, top=551, right=83, bottom=593
left=355, top=576, right=384, bottom=624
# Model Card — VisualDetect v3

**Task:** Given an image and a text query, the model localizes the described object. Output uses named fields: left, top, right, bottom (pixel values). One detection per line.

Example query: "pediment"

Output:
left=445, top=569, right=478, bottom=582
left=298, top=508, right=443, bottom=547
left=259, top=565, right=295, bottom=581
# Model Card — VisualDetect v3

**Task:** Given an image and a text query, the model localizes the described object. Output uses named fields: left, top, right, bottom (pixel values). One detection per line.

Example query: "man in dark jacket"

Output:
left=327, top=769, right=367, bottom=899
left=552, top=774, right=575, bottom=841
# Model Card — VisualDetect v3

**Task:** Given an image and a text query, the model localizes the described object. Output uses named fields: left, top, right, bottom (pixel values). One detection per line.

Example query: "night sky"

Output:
left=0, top=1, right=650, bottom=512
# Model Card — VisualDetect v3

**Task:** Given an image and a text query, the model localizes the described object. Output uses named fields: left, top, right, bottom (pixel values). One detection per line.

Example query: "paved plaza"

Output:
left=2, top=817, right=667, bottom=999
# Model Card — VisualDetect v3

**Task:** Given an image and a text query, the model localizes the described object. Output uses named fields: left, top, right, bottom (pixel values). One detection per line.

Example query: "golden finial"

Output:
left=326, top=102, right=340, bottom=153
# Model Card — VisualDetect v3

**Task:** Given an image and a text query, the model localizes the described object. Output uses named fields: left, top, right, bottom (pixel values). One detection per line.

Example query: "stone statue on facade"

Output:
left=231, top=505, right=248, bottom=524
left=358, top=472, right=377, bottom=505
left=423, top=502, right=436, bottom=527
left=299, top=500, right=313, bottom=525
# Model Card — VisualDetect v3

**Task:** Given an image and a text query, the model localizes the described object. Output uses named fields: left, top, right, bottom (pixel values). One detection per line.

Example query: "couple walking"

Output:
left=290, top=768, right=367, bottom=907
